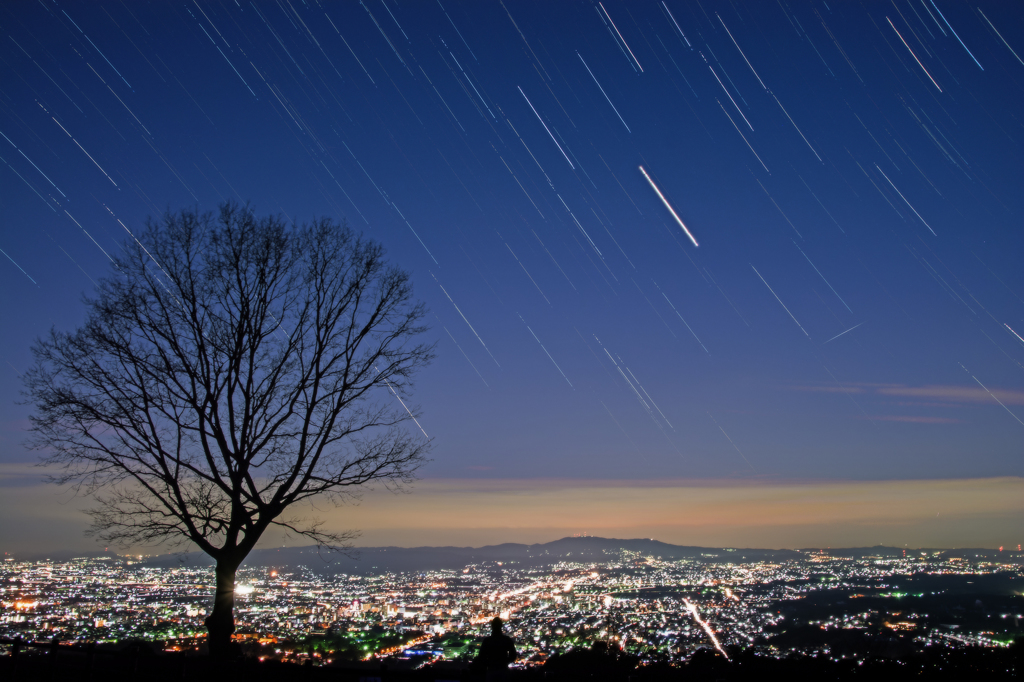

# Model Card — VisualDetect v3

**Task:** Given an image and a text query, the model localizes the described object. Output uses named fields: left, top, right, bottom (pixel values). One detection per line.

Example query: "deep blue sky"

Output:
left=2, top=0, right=1023, bottom=487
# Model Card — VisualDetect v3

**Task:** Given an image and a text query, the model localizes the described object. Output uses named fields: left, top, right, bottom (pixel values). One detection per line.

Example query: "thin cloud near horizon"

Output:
left=2, top=473, right=1020, bottom=554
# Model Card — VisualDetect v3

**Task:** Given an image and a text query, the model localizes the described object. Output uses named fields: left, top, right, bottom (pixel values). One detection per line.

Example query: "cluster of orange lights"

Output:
left=372, top=633, right=433, bottom=660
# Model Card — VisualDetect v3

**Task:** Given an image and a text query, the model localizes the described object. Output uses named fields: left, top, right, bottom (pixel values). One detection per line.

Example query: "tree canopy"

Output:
left=23, top=202, right=433, bottom=654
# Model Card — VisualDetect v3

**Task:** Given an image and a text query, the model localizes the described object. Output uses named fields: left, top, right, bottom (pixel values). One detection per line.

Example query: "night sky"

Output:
left=2, top=1, right=1023, bottom=551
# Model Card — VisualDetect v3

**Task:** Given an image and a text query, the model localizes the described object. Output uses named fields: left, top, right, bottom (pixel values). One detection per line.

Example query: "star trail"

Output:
left=1, top=1, right=1022, bottom=531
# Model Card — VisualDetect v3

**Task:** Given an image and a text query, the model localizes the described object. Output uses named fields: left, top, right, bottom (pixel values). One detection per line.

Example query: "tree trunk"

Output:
left=205, top=560, right=239, bottom=658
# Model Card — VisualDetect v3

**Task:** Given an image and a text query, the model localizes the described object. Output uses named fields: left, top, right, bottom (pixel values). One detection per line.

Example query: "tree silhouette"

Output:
left=23, top=203, right=433, bottom=656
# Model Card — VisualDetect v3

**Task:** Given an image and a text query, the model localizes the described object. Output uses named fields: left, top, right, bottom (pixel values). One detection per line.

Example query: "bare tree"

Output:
left=23, top=203, right=433, bottom=656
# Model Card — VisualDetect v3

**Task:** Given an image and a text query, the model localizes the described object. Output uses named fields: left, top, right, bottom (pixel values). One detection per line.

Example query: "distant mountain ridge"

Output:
left=133, top=536, right=1020, bottom=575
left=140, top=536, right=800, bottom=574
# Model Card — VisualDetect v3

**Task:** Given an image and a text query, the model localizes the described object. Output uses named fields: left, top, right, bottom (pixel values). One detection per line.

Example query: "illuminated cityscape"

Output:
left=3, top=539, right=1021, bottom=673
left=3, top=1, right=1024, bottom=677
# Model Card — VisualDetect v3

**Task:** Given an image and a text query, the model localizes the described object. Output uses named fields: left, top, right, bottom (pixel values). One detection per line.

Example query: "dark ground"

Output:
left=1, top=640, right=1021, bottom=681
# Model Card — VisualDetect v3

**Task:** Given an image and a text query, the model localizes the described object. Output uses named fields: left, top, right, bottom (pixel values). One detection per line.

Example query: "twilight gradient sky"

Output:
left=1, top=1, right=1022, bottom=552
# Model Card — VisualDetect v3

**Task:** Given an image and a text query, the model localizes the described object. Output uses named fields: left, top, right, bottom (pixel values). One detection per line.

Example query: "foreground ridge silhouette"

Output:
left=2, top=636, right=1022, bottom=681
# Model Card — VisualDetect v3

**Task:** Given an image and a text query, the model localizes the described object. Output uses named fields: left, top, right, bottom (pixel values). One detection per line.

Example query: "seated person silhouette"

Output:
left=474, top=616, right=517, bottom=680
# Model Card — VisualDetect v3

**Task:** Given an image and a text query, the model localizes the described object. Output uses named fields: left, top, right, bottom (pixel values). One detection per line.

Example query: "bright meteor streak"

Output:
left=1006, top=323, right=1024, bottom=347
left=639, top=166, right=698, bottom=247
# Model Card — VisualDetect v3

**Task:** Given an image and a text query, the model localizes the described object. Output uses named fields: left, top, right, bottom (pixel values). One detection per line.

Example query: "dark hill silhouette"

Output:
left=15, top=537, right=1018, bottom=573
left=138, top=536, right=1024, bottom=573
left=135, top=536, right=1020, bottom=575
left=141, top=536, right=805, bottom=574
